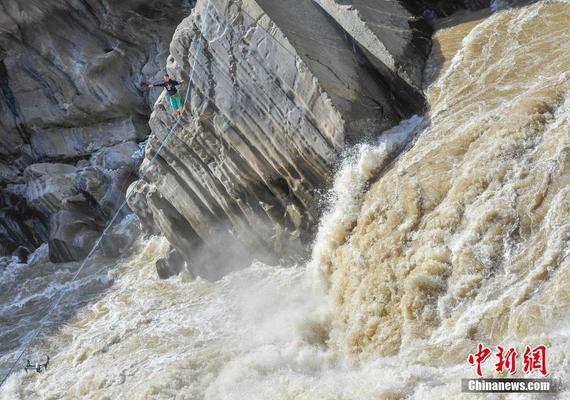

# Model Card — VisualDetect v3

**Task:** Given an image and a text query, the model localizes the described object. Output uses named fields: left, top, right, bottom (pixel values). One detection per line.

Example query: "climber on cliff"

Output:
left=146, top=74, right=184, bottom=117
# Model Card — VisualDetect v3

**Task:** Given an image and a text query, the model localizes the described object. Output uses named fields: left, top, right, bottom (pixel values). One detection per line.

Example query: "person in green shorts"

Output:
left=147, top=74, right=184, bottom=117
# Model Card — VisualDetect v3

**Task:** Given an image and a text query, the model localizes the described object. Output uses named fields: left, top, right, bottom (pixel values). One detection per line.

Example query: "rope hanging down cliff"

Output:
left=0, top=0, right=214, bottom=389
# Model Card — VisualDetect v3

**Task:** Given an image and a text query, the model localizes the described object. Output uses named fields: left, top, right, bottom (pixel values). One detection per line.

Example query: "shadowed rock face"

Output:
left=0, top=0, right=192, bottom=260
left=128, top=0, right=436, bottom=274
left=314, top=0, right=432, bottom=95
left=399, top=0, right=491, bottom=15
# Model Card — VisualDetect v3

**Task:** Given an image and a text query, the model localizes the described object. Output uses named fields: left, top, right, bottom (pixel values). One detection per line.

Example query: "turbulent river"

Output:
left=1, top=1, right=570, bottom=398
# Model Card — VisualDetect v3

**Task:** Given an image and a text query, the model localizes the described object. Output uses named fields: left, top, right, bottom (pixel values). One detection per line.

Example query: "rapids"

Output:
left=1, top=1, right=570, bottom=399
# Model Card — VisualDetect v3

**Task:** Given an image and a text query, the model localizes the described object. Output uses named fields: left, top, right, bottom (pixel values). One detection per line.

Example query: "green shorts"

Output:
left=169, top=93, right=182, bottom=110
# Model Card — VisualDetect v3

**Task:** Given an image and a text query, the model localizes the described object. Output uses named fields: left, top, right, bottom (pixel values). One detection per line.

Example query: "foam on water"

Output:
left=308, top=115, right=424, bottom=292
left=0, top=237, right=478, bottom=399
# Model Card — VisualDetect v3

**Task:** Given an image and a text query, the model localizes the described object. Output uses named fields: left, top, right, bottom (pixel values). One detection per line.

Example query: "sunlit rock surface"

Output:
left=128, top=0, right=433, bottom=272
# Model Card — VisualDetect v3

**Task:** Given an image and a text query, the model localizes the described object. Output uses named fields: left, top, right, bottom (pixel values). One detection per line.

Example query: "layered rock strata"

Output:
left=128, top=0, right=434, bottom=274
left=0, top=0, right=191, bottom=261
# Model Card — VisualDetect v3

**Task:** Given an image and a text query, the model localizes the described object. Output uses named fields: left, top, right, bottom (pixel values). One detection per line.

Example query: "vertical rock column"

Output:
left=128, top=0, right=429, bottom=275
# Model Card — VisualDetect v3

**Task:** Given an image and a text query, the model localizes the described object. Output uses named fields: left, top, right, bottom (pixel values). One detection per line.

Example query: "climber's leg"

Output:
left=170, top=93, right=182, bottom=116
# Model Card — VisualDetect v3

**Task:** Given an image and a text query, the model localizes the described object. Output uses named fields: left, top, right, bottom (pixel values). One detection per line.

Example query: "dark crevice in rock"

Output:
left=0, top=189, right=49, bottom=254
left=203, top=41, right=217, bottom=100
left=398, top=0, right=491, bottom=16
left=0, top=58, right=20, bottom=121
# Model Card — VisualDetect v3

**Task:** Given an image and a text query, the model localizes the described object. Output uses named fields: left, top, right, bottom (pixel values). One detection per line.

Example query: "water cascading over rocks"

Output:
left=319, top=1, right=570, bottom=361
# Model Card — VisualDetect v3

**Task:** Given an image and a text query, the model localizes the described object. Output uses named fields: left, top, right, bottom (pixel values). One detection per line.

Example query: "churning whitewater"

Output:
left=1, top=1, right=570, bottom=398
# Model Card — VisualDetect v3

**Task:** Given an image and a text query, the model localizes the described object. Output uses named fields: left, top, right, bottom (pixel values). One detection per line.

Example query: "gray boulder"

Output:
left=156, top=247, right=187, bottom=279
left=0, top=0, right=191, bottom=259
left=24, top=163, right=79, bottom=215
left=30, top=116, right=149, bottom=161
left=101, top=214, right=142, bottom=259
left=48, top=209, right=101, bottom=263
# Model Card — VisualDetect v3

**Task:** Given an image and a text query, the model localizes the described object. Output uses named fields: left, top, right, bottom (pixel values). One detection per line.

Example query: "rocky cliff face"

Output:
left=0, top=0, right=491, bottom=267
left=400, top=0, right=491, bottom=15
left=127, top=0, right=435, bottom=275
left=0, top=0, right=192, bottom=261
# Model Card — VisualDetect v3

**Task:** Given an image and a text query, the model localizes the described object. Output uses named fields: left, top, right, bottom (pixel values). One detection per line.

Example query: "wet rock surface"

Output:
left=155, top=246, right=187, bottom=279
left=399, top=0, right=491, bottom=16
